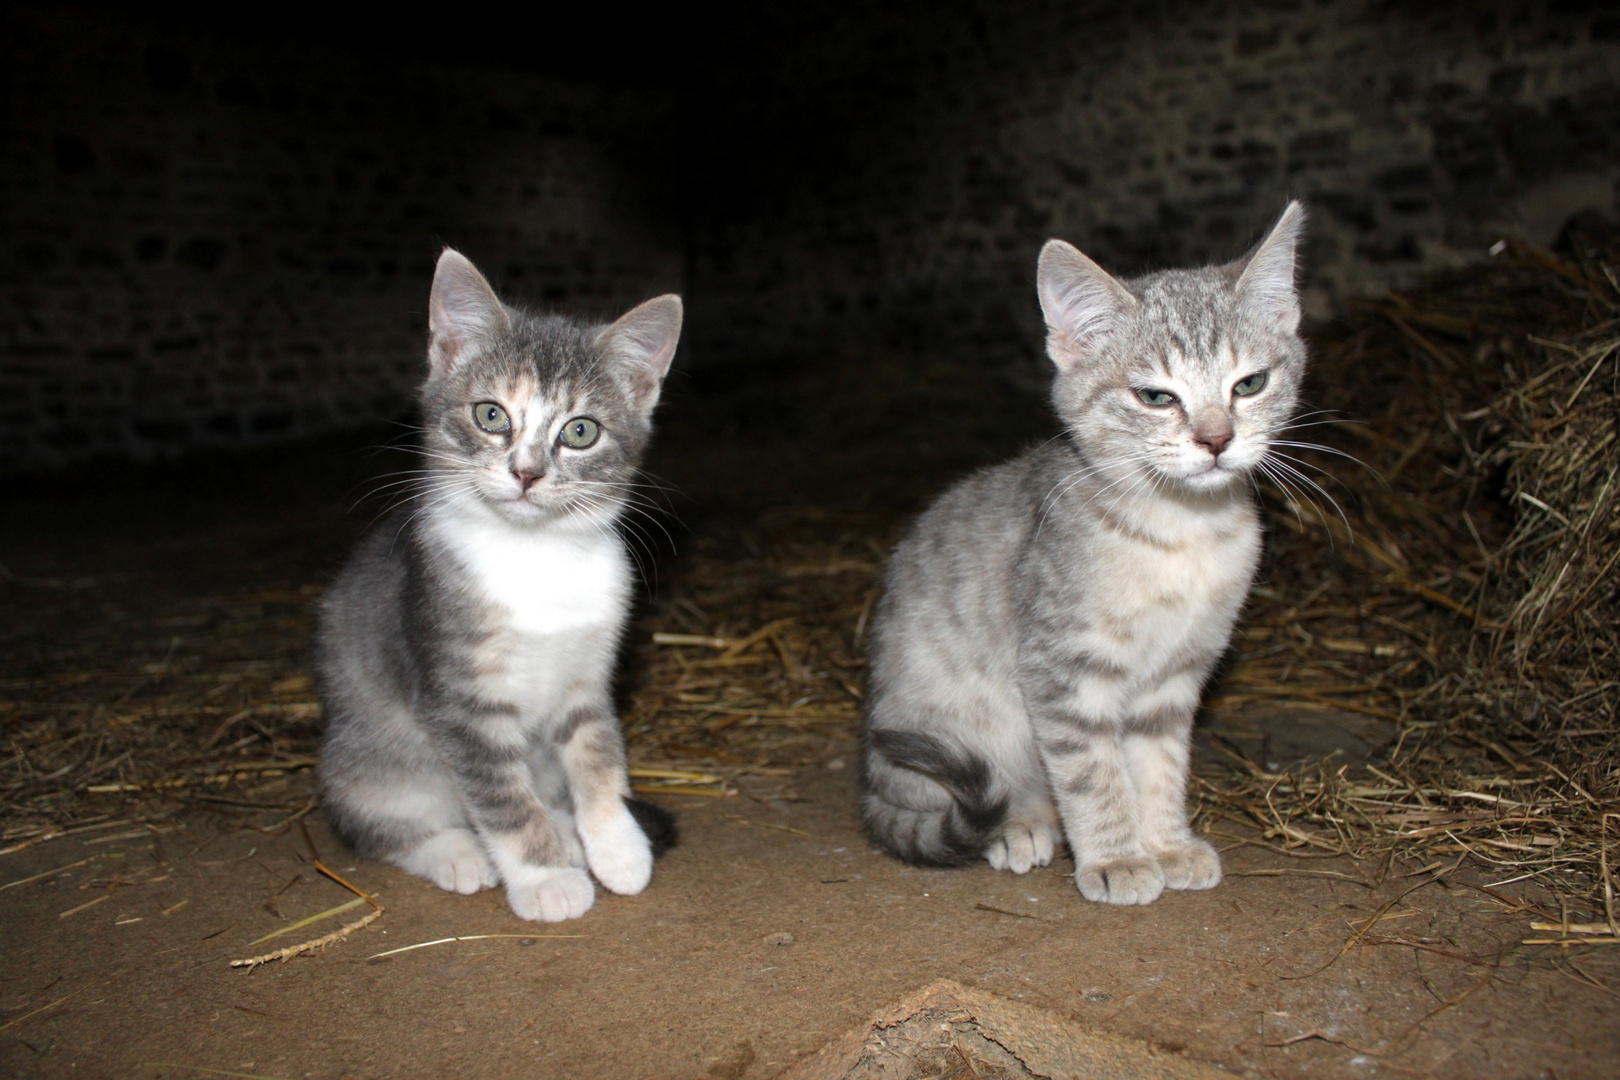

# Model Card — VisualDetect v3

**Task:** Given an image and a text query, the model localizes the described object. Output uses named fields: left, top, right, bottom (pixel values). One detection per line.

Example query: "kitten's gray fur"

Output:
left=860, top=204, right=1308, bottom=905
left=316, top=249, right=681, bottom=922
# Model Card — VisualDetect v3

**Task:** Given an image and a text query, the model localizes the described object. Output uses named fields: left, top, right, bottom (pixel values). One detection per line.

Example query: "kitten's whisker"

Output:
left=1099, top=467, right=1162, bottom=520
left=623, top=502, right=681, bottom=545
left=626, top=469, right=688, bottom=500
left=1264, top=456, right=1353, bottom=539
left=1064, top=455, right=1160, bottom=510
left=605, top=499, right=680, bottom=556
left=1274, top=418, right=1355, bottom=434
left=413, top=451, right=481, bottom=470
left=1267, top=440, right=1381, bottom=480
left=1257, top=457, right=1347, bottom=546
left=1268, top=446, right=1390, bottom=499
left=563, top=480, right=681, bottom=529
left=1254, top=461, right=1306, bottom=517
left=1034, top=430, right=1076, bottom=454
left=568, top=480, right=679, bottom=519
left=354, top=472, right=454, bottom=502
left=361, top=421, right=429, bottom=456
left=1277, top=408, right=1345, bottom=426
left=570, top=491, right=658, bottom=595
left=1038, top=463, right=1140, bottom=536
left=361, top=478, right=484, bottom=526
left=1036, top=450, right=1162, bottom=533
left=1254, top=460, right=1308, bottom=533
left=1265, top=450, right=1355, bottom=500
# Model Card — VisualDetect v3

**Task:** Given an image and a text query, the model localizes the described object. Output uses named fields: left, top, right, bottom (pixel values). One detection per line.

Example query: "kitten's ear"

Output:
left=1037, top=239, right=1137, bottom=371
left=427, top=248, right=510, bottom=374
left=596, top=294, right=683, bottom=414
left=1233, top=201, right=1306, bottom=334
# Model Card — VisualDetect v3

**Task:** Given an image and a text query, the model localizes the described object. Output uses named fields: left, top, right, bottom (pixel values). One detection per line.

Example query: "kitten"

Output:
left=316, top=249, right=681, bottom=922
left=859, top=204, right=1308, bottom=905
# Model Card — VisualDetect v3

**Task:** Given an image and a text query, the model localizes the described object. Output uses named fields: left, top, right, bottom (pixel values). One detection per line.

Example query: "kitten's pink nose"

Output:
left=1194, top=429, right=1232, bottom=457
left=511, top=467, right=542, bottom=490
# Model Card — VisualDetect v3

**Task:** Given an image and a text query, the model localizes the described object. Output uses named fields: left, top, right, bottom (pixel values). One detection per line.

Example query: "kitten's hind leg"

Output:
left=320, top=740, right=498, bottom=895
left=415, top=700, right=595, bottom=921
left=985, top=800, right=1059, bottom=874
left=393, top=828, right=499, bottom=895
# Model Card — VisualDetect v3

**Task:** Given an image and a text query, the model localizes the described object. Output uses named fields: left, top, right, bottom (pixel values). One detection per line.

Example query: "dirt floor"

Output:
left=3, top=352, right=1618, bottom=1078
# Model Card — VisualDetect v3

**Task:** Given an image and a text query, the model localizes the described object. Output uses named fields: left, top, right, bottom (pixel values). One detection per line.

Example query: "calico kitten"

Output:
left=859, top=204, right=1308, bottom=905
left=316, top=249, right=680, bottom=922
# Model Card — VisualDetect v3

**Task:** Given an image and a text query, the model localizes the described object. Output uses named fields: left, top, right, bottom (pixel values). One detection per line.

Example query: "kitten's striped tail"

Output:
left=860, top=729, right=1008, bottom=866
left=624, top=796, right=679, bottom=858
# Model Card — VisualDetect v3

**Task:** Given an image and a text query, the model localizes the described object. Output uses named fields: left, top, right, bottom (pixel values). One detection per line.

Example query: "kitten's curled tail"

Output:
left=860, top=729, right=1008, bottom=866
left=624, top=796, right=679, bottom=858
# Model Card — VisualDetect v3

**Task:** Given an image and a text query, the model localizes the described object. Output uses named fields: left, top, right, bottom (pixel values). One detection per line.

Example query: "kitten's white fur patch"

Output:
left=986, top=818, right=1056, bottom=874
left=354, top=781, right=465, bottom=831
left=1076, top=856, right=1165, bottom=905
left=394, top=828, right=498, bottom=895
left=503, top=865, right=596, bottom=922
left=1156, top=839, right=1222, bottom=890
left=581, top=805, right=654, bottom=895
left=439, top=513, right=628, bottom=637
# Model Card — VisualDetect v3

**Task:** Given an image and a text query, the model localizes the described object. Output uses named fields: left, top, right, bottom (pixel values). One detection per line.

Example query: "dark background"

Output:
left=3, top=0, right=1618, bottom=469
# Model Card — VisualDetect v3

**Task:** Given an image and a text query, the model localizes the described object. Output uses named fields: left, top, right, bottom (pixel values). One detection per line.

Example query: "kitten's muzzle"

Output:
left=1193, top=429, right=1232, bottom=457
left=1191, top=409, right=1234, bottom=459
left=510, top=465, right=546, bottom=492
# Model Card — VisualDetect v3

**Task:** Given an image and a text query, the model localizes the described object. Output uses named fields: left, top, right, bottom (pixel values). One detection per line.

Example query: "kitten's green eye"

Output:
left=1135, top=388, right=1178, bottom=407
left=472, top=402, right=510, bottom=433
left=1233, top=371, right=1269, bottom=397
left=558, top=416, right=600, bottom=449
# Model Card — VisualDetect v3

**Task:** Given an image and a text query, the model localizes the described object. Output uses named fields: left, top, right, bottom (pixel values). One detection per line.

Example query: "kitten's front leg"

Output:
left=436, top=705, right=594, bottom=922
left=1125, top=705, right=1220, bottom=891
left=559, top=705, right=652, bottom=896
left=1032, top=715, right=1165, bottom=906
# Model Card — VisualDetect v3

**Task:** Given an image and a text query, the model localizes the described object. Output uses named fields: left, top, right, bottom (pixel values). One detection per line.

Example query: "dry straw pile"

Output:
left=1201, top=217, right=1618, bottom=914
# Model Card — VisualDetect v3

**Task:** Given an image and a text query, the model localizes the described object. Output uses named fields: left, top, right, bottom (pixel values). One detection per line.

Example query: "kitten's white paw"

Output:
left=505, top=866, right=595, bottom=922
left=1155, top=839, right=1222, bottom=890
left=394, top=829, right=498, bottom=895
left=582, top=808, right=653, bottom=895
left=985, top=819, right=1057, bottom=875
left=1076, top=856, right=1165, bottom=906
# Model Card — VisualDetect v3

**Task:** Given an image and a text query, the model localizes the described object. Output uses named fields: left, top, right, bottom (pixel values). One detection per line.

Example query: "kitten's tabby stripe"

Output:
left=553, top=704, right=611, bottom=746
left=861, top=728, right=1010, bottom=867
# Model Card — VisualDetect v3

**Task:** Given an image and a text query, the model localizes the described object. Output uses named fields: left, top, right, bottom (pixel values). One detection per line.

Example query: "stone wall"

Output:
left=5, top=2, right=1617, bottom=468
left=0, top=6, right=682, bottom=469
left=684, top=0, right=1620, bottom=369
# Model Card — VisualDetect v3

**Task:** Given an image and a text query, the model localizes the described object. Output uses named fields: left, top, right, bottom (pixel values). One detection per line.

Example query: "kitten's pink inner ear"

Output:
left=1234, top=201, right=1306, bottom=334
left=1036, top=239, right=1136, bottom=370
left=427, top=248, right=510, bottom=373
left=597, top=294, right=683, bottom=411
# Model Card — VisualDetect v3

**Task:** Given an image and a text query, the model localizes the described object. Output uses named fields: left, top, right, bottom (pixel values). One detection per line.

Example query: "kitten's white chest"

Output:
left=1083, top=500, right=1261, bottom=674
left=439, top=516, right=628, bottom=636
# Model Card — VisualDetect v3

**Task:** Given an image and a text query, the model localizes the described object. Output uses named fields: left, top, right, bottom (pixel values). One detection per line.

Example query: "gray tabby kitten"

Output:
left=316, top=249, right=681, bottom=922
left=860, top=203, right=1307, bottom=906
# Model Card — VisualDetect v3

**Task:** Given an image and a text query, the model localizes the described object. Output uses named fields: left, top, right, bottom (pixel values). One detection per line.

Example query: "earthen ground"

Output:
left=3, top=356, right=1617, bottom=1078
